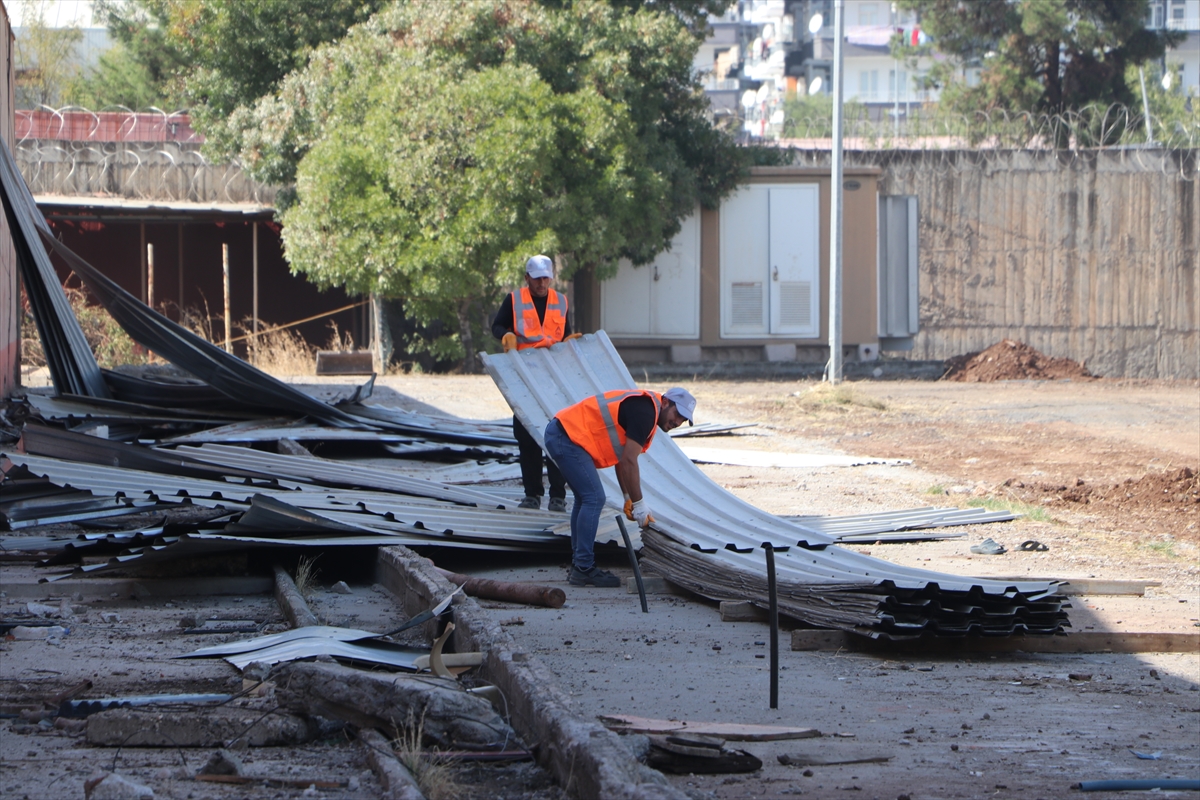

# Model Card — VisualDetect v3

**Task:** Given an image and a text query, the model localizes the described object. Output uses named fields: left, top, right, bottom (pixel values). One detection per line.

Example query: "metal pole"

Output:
left=764, top=542, right=779, bottom=709
left=222, top=243, right=232, bottom=353
left=252, top=222, right=259, bottom=364
left=1139, top=67, right=1155, bottom=145
left=826, top=0, right=845, bottom=384
left=146, top=243, right=154, bottom=311
left=616, top=515, right=649, bottom=613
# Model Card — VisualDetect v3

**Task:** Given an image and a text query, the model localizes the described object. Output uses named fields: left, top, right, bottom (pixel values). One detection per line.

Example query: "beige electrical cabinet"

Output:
left=574, top=165, right=886, bottom=365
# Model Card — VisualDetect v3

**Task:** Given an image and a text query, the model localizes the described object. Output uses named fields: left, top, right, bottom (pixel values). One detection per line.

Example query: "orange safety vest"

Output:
left=555, top=390, right=662, bottom=469
left=512, top=287, right=567, bottom=349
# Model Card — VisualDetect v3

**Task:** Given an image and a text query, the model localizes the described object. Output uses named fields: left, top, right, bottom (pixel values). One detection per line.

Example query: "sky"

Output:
left=5, top=0, right=99, bottom=29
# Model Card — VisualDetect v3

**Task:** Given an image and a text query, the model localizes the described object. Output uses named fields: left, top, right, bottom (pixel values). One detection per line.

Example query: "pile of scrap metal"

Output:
left=482, top=335, right=1071, bottom=640
left=0, top=137, right=572, bottom=578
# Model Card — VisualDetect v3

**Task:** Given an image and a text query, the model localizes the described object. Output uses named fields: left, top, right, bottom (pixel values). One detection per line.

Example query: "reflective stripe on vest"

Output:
left=554, top=389, right=662, bottom=469
left=513, top=287, right=568, bottom=349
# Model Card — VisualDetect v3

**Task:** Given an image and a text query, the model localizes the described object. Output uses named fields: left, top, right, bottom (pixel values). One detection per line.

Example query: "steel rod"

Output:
left=616, top=515, right=648, bottom=613
left=765, top=541, right=779, bottom=709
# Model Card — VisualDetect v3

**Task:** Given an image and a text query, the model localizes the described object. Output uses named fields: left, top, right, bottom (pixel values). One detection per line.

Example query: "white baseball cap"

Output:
left=662, top=387, right=696, bottom=426
left=525, top=255, right=553, bottom=279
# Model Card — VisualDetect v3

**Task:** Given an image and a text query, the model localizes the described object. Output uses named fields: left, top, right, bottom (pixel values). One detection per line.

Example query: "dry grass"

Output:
left=792, top=382, right=889, bottom=412
left=393, top=712, right=461, bottom=800
left=20, top=283, right=150, bottom=370
left=293, top=556, right=321, bottom=598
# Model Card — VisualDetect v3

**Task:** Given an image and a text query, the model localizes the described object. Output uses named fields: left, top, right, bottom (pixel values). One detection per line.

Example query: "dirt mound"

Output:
left=942, top=339, right=1093, bottom=382
left=1003, top=467, right=1199, bottom=540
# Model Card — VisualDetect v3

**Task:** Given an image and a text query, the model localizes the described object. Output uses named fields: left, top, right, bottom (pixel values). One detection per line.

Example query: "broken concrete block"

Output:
left=330, top=581, right=352, bottom=594
left=101, top=612, right=121, bottom=624
left=25, top=601, right=59, bottom=618
left=199, top=749, right=243, bottom=776
left=84, top=773, right=154, bottom=800
left=277, top=662, right=516, bottom=749
left=9, top=625, right=67, bottom=640
left=86, top=707, right=316, bottom=747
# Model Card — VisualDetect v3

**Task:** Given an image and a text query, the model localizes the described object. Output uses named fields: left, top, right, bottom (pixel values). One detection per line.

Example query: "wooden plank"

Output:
left=791, top=630, right=1200, bottom=655
left=719, top=600, right=766, bottom=622
left=600, top=714, right=819, bottom=742
left=970, top=577, right=1161, bottom=596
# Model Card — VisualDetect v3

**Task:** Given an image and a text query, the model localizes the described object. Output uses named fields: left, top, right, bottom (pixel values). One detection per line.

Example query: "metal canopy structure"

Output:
left=482, top=332, right=1069, bottom=638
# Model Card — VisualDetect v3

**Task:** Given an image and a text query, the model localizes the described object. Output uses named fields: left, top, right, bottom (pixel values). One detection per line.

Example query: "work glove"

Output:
left=631, top=499, right=654, bottom=528
left=564, top=333, right=582, bottom=341
left=501, top=332, right=517, bottom=353
left=623, top=493, right=634, bottom=520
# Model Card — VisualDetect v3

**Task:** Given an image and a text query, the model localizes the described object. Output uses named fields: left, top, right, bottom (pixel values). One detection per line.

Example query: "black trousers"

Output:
left=513, top=415, right=566, bottom=499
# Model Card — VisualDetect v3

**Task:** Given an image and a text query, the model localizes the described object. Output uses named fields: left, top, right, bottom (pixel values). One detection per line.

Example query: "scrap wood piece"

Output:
left=778, top=753, right=893, bottom=767
left=600, top=714, right=819, bottom=741
left=646, top=736, right=762, bottom=775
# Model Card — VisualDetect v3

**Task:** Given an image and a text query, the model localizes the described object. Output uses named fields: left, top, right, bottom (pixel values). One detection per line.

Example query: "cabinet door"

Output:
left=601, top=258, right=652, bottom=335
left=601, top=209, right=700, bottom=337
left=719, top=185, right=770, bottom=336
left=768, top=185, right=820, bottom=336
left=649, top=211, right=700, bottom=336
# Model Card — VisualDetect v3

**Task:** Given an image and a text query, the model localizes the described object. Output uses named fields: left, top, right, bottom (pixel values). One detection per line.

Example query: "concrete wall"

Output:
left=0, top=5, right=17, bottom=396
left=861, top=149, right=1199, bottom=379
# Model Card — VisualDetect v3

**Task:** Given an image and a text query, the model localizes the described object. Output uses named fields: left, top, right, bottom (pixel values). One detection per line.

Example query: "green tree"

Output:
left=237, top=0, right=755, bottom=369
left=895, top=0, right=1183, bottom=145
left=70, top=0, right=189, bottom=110
left=13, top=0, right=83, bottom=108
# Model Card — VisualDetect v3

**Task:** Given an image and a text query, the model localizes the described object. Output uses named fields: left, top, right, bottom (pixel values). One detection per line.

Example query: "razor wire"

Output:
left=14, top=105, right=278, bottom=205
left=776, top=104, right=1199, bottom=181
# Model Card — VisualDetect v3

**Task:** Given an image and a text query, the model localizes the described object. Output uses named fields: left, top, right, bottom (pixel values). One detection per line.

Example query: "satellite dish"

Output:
left=808, top=13, right=823, bottom=34
left=770, top=108, right=786, bottom=125
left=1162, top=71, right=1173, bottom=90
left=741, top=90, right=757, bottom=109
left=808, top=75, right=824, bottom=95
left=755, top=84, right=771, bottom=103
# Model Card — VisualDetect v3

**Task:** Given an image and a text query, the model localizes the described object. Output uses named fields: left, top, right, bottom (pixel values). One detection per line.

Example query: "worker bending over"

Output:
left=543, top=387, right=696, bottom=587
left=492, top=255, right=578, bottom=511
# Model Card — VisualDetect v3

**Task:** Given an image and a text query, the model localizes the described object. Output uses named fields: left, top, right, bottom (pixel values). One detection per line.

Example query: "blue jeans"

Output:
left=543, top=420, right=607, bottom=570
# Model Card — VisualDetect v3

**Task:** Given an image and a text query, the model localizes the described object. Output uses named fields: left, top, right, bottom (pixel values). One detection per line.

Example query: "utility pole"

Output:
left=826, top=0, right=845, bottom=384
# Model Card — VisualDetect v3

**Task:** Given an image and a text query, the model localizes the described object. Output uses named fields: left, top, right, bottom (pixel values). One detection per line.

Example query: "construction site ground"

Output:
left=4, top=372, right=1198, bottom=799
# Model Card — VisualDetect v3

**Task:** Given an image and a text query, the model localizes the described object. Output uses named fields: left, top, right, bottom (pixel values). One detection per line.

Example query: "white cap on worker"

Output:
left=662, top=387, right=696, bottom=426
left=525, top=255, right=553, bottom=279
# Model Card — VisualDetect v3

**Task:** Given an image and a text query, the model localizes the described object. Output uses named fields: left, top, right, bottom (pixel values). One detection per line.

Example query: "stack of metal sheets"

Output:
left=481, top=333, right=1069, bottom=639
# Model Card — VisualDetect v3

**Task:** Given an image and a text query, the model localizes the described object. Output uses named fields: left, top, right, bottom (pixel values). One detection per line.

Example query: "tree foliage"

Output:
left=231, top=0, right=750, bottom=368
left=13, top=0, right=83, bottom=108
left=895, top=0, right=1183, bottom=144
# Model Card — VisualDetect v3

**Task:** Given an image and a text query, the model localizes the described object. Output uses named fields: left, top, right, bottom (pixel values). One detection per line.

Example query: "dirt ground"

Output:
left=4, top=369, right=1198, bottom=799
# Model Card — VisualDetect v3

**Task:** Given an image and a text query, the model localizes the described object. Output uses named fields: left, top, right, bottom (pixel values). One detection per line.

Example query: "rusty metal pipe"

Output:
left=434, top=568, right=565, bottom=608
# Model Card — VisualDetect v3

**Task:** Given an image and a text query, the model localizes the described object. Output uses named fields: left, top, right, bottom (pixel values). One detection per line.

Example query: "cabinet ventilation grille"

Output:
left=730, top=282, right=763, bottom=326
left=778, top=281, right=812, bottom=327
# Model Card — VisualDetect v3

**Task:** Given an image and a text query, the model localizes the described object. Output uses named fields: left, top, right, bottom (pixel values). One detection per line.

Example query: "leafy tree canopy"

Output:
left=231, top=0, right=757, bottom=367
left=895, top=0, right=1183, bottom=143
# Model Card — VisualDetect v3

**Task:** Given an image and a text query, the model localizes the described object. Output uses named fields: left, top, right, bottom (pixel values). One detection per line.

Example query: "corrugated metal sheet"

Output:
left=481, top=332, right=1068, bottom=638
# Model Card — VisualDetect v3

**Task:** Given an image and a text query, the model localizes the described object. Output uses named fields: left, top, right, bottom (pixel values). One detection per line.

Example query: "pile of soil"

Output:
left=1002, top=467, right=1200, bottom=540
left=942, top=339, right=1093, bottom=382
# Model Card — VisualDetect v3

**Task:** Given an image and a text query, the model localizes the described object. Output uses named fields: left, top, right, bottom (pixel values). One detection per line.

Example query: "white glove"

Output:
left=631, top=499, right=654, bottom=528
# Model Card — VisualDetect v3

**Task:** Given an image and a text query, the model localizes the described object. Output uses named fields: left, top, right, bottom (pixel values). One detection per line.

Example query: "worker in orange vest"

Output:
left=543, top=387, right=696, bottom=587
left=492, top=255, right=578, bottom=511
